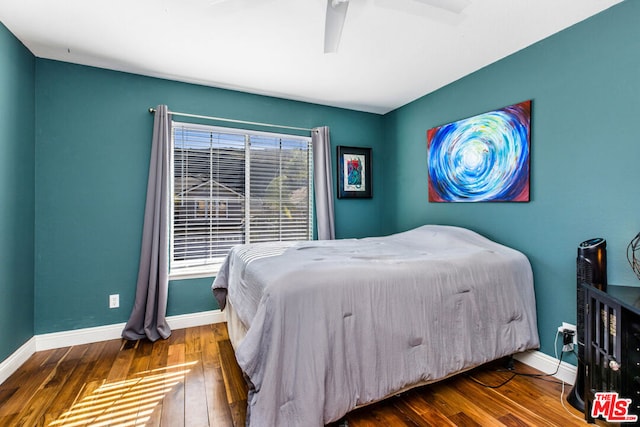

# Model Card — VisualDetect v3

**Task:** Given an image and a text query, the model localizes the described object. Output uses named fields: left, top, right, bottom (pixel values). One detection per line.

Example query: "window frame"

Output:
left=168, top=121, right=313, bottom=279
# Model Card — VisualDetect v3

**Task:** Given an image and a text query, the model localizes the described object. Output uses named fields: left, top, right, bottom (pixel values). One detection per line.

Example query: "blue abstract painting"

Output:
left=427, top=100, right=531, bottom=202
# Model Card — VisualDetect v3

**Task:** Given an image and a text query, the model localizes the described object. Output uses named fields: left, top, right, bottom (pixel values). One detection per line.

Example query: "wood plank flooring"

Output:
left=0, top=323, right=613, bottom=426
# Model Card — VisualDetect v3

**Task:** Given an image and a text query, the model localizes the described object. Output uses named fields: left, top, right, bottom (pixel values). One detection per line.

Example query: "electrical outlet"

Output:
left=562, top=330, right=575, bottom=352
left=561, top=321, right=577, bottom=333
left=557, top=321, right=577, bottom=351
left=109, top=294, right=119, bottom=309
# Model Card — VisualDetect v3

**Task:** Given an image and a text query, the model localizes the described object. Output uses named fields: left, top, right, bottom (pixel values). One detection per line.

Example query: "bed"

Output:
left=211, top=225, right=539, bottom=426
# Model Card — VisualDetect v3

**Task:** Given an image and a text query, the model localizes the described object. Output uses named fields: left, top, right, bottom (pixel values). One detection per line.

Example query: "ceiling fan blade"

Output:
left=411, top=0, right=470, bottom=14
left=324, top=0, right=350, bottom=54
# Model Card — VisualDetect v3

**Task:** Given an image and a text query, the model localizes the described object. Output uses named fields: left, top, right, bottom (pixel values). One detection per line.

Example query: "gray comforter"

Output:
left=212, top=225, right=540, bottom=426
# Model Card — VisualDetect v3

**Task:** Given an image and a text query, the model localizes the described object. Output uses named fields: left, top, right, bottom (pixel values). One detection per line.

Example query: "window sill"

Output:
left=169, top=264, right=220, bottom=281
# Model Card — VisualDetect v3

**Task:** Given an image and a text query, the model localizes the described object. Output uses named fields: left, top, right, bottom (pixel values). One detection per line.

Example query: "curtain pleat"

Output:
left=312, top=126, right=336, bottom=240
left=122, top=105, right=172, bottom=342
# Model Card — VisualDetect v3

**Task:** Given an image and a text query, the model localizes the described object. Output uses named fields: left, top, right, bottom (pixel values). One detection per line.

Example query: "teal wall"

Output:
left=34, top=60, right=387, bottom=334
left=0, top=23, right=35, bottom=361
left=383, top=0, right=638, bottom=359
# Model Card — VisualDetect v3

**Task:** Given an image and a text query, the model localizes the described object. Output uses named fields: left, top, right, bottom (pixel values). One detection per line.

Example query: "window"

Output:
left=170, top=122, right=313, bottom=278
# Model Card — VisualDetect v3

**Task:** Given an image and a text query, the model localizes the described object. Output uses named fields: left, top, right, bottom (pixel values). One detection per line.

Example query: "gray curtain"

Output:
left=312, top=126, right=335, bottom=240
left=122, top=105, right=172, bottom=342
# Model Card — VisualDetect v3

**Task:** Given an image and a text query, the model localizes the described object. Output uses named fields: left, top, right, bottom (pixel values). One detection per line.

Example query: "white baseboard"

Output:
left=36, top=309, right=226, bottom=351
left=167, top=309, right=225, bottom=331
left=0, top=309, right=225, bottom=385
left=0, top=336, right=36, bottom=385
left=35, top=322, right=128, bottom=352
left=514, top=349, right=577, bottom=385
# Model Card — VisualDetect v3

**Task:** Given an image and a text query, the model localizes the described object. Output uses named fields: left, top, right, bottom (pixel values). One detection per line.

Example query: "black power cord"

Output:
left=467, top=336, right=586, bottom=422
left=467, top=334, right=572, bottom=389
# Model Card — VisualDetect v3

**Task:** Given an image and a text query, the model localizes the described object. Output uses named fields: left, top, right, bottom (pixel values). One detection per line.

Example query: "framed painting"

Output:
left=427, top=100, right=531, bottom=202
left=337, top=146, right=372, bottom=199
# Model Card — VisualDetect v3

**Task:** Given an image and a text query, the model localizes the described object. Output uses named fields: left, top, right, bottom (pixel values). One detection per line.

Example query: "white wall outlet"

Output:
left=109, top=294, right=119, bottom=309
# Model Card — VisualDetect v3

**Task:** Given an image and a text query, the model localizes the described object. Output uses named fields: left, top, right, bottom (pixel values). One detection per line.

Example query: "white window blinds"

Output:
left=171, top=122, right=313, bottom=277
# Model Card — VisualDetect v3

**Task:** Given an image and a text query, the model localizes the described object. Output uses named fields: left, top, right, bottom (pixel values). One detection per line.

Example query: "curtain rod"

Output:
left=148, top=107, right=315, bottom=133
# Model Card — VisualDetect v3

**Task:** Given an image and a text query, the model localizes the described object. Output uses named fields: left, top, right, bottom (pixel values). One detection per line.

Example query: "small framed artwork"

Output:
left=337, top=146, right=372, bottom=199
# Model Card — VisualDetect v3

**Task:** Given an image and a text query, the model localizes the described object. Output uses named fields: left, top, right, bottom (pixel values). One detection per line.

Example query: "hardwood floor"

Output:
left=0, top=323, right=610, bottom=426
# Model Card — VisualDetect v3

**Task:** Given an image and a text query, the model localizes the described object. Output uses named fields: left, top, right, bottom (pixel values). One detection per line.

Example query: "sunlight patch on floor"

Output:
left=49, top=361, right=198, bottom=427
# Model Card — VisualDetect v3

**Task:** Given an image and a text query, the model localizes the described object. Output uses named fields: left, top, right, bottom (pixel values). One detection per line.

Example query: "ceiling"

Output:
left=0, top=0, right=623, bottom=114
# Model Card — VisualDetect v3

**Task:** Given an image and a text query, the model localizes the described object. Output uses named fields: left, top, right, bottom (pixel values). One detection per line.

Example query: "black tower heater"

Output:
left=568, top=237, right=607, bottom=412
